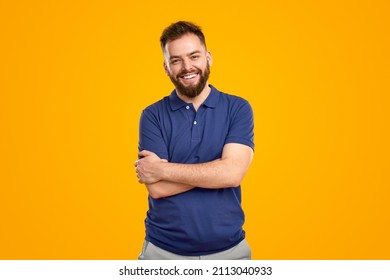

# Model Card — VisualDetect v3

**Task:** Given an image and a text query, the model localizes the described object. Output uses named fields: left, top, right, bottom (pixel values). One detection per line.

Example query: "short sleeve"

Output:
left=225, top=99, right=254, bottom=150
left=138, top=108, right=169, bottom=159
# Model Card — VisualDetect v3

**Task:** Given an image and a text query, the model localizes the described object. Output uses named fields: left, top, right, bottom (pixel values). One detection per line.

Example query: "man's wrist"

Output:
left=159, top=161, right=169, bottom=182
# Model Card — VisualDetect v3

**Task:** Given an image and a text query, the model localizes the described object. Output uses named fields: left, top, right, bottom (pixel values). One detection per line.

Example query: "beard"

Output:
left=168, top=62, right=210, bottom=99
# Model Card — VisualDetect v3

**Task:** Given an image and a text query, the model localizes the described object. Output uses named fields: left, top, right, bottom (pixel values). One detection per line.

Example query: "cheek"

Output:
left=196, top=59, right=208, bottom=69
left=164, top=68, right=175, bottom=78
left=168, top=66, right=182, bottom=76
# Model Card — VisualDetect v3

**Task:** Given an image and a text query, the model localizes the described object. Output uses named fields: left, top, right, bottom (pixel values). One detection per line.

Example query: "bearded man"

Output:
left=135, top=21, right=254, bottom=260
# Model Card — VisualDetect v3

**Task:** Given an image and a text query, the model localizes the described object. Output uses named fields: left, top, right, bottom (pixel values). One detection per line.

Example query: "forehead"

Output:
left=164, top=33, right=206, bottom=58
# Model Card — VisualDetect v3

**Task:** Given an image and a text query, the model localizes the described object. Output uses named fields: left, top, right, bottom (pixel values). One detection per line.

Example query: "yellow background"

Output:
left=1, top=0, right=389, bottom=259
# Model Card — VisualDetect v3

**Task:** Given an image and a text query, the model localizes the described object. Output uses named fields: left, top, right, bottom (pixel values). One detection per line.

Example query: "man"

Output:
left=135, top=21, right=254, bottom=260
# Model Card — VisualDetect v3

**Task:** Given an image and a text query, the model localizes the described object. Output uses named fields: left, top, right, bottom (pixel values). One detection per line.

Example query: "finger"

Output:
left=162, top=159, right=168, bottom=162
left=134, top=160, right=139, bottom=167
left=138, top=150, right=153, bottom=157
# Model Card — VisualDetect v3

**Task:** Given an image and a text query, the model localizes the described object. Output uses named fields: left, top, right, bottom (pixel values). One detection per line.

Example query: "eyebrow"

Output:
left=169, top=51, right=202, bottom=61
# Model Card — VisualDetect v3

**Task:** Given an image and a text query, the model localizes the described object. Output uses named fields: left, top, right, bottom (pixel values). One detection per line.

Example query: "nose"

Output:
left=182, top=58, right=192, bottom=71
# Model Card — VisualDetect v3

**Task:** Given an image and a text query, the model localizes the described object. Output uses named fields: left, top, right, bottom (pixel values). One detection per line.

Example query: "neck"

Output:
left=176, top=83, right=211, bottom=111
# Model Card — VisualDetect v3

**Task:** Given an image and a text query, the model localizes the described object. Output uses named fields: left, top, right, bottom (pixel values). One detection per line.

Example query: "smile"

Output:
left=181, top=73, right=198, bottom=79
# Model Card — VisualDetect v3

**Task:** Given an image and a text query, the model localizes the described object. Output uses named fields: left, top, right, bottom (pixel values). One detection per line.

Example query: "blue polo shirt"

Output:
left=138, top=85, right=254, bottom=256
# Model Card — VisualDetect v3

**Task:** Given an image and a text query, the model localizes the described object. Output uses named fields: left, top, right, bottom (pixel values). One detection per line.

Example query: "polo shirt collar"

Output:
left=168, top=85, right=220, bottom=111
left=203, top=85, right=219, bottom=108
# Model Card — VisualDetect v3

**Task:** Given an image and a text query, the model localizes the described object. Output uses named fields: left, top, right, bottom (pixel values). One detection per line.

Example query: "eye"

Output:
left=170, top=59, right=180, bottom=65
left=191, top=55, right=199, bottom=60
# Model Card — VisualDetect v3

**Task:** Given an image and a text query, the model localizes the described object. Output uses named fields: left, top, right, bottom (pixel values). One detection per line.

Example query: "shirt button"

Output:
left=193, top=121, right=197, bottom=125
left=186, top=106, right=190, bottom=110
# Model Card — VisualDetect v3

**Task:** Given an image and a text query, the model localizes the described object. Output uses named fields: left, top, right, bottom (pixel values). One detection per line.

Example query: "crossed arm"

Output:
left=135, top=143, right=253, bottom=199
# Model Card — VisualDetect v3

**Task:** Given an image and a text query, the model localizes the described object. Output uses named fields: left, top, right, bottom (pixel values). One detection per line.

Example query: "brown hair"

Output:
left=160, top=21, right=207, bottom=51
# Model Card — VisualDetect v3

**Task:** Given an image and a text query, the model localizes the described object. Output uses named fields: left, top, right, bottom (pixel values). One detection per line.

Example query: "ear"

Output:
left=206, top=51, right=213, bottom=66
left=163, top=61, right=169, bottom=76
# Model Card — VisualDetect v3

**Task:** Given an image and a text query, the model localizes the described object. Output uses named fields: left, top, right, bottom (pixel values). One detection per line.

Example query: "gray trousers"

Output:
left=138, top=239, right=251, bottom=260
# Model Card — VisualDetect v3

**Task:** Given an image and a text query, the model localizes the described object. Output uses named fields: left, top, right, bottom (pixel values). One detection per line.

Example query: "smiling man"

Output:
left=135, top=21, right=254, bottom=260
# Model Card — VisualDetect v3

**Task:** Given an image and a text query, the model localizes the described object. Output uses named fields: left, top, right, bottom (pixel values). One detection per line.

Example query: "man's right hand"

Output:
left=135, top=150, right=168, bottom=184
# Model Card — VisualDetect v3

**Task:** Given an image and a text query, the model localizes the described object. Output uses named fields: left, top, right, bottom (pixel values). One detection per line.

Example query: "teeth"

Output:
left=183, top=74, right=197, bottom=79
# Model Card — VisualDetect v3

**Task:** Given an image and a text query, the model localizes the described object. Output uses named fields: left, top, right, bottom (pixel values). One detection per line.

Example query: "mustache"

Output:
left=177, top=68, right=201, bottom=77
